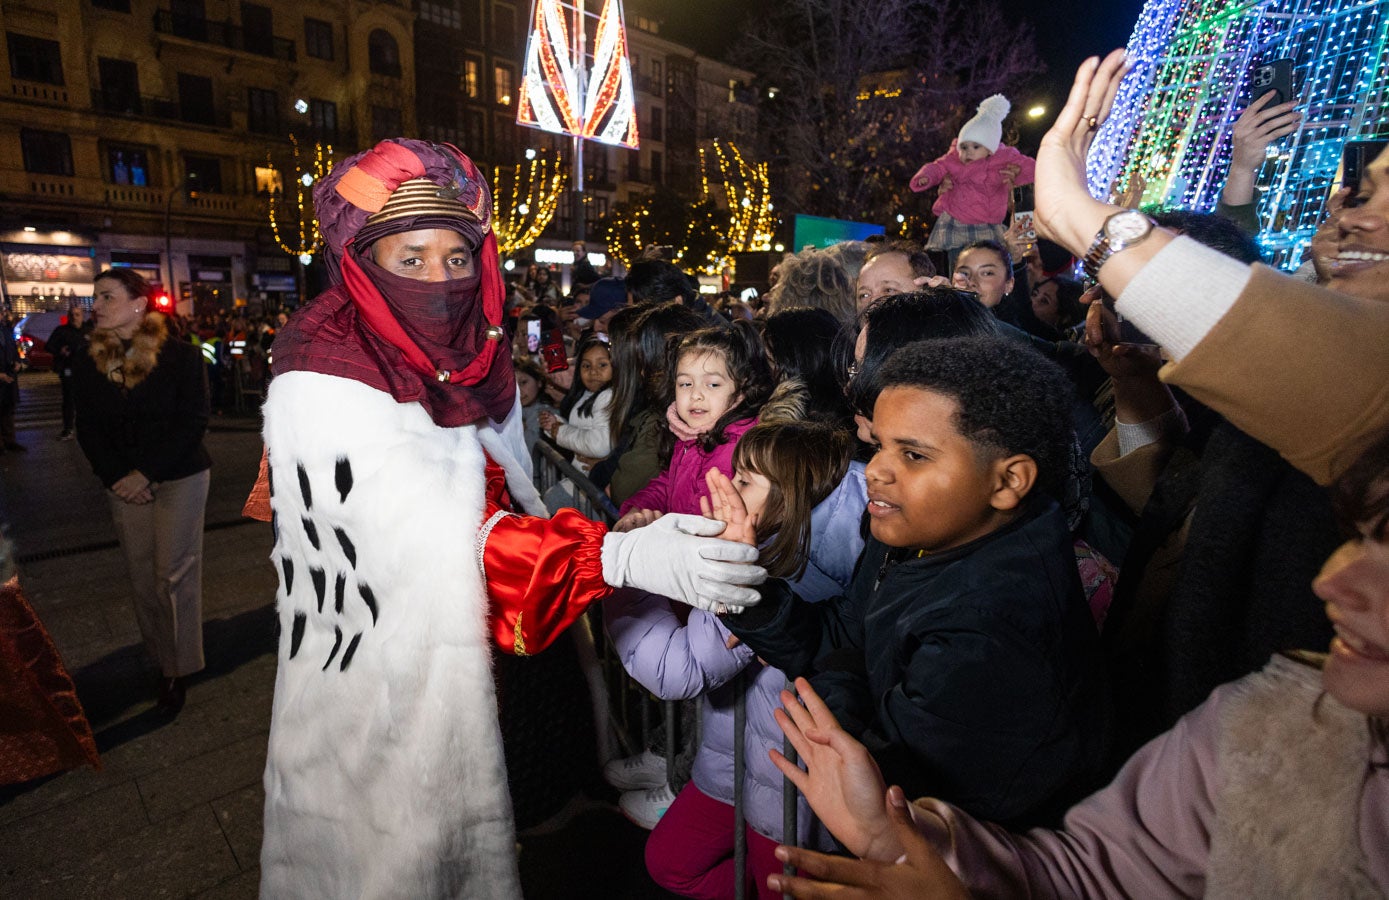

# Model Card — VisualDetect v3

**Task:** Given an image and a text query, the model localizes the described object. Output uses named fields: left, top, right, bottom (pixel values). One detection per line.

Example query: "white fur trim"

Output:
left=477, top=422, right=548, bottom=518
left=259, top=372, right=520, bottom=899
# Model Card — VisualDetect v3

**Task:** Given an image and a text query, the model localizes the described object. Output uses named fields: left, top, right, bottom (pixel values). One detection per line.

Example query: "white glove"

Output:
left=602, top=513, right=765, bottom=613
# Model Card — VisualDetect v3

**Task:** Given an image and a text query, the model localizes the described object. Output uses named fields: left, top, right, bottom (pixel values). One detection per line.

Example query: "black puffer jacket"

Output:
left=724, top=499, right=1111, bottom=828
left=73, top=326, right=211, bottom=488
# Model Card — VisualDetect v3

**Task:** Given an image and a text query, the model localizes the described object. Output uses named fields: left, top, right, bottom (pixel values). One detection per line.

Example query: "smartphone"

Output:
left=1341, top=140, right=1389, bottom=196
left=1251, top=58, right=1294, bottom=107
left=526, top=319, right=541, bottom=353
left=540, top=330, right=568, bottom=373
left=1012, top=210, right=1036, bottom=241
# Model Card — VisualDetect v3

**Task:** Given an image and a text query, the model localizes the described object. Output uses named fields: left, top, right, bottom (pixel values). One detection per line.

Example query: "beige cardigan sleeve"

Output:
left=1117, top=238, right=1389, bottom=486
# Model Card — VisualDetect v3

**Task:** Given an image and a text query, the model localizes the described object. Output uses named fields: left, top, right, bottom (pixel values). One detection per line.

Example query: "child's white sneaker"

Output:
left=618, top=784, right=676, bottom=830
left=602, top=749, right=668, bottom=790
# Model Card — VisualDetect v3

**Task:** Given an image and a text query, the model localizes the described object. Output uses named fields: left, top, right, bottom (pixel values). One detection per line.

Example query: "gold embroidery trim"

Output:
left=513, top=612, right=528, bottom=656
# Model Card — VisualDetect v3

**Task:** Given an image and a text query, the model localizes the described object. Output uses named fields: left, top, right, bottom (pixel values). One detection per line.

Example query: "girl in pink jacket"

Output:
left=614, top=321, right=775, bottom=530
left=910, top=95, right=1036, bottom=267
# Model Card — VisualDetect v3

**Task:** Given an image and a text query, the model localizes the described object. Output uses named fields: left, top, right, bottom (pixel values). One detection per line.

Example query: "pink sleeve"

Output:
left=618, top=463, right=672, bottom=516
left=994, top=146, right=1036, bottom=186
left=910, top=689, right=1225, bottom=899
left=909, top=145, right=957, bottom=192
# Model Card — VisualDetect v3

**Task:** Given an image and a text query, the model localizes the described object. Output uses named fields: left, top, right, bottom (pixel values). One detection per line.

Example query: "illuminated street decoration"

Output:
left=492, top=149, right=569, bottom=254
left=1088, top=0, right=1389, bottom=269
left=517, top=0, right=639, bottom=149
left=267, top=135, right=332, bottom=263
left=700, top=140, right=775, bottom=269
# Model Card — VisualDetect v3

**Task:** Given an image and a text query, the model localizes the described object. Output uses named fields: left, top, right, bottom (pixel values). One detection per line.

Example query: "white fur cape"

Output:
left=259, top=371, right=542, bottom=899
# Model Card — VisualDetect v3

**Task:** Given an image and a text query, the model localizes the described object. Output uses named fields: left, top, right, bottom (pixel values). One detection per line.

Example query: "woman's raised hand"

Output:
left=767, top=785, right=969, bottom=900
left=770, top=677, right=897, bottom=861
left=1034, top=49, right=1131, bottom=254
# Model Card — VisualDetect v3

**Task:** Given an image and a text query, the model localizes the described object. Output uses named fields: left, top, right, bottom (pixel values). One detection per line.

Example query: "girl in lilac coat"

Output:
left=613, top=322, right=774, bottom=530
left=606, top=422, right=868, bottom=900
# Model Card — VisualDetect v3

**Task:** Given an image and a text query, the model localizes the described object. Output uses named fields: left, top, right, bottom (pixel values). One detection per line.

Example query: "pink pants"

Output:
left=645, top=782, right=784, bottom=900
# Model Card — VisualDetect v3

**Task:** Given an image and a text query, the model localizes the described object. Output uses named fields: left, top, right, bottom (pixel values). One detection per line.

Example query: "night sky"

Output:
left=641, top=0, right=1145, bottom=115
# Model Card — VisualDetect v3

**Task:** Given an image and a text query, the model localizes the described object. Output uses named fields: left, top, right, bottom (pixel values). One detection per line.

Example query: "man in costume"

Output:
left=257, top=139, right=763, bottom=898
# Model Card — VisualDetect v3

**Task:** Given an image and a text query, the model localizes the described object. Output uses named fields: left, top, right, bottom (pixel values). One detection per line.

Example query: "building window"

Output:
left=304, top=18, right=333, bottom=60
left=493, top=65, right=513, bottom=107
left=464, top=58, right=480, bottom=99
left=7, top=33, right=64, bottom=85
left=240, top=2, right=274, bottom=57
left=254, top=165, right=282, bottom=194
left=651, top=150, right=663, bottom=184
left=96, top=57, right=140, bottom=113
left=371, top=105, right=402, bottom=142
left=308, top=99, right=337, bottom=142
left=494, top=114, right=517, bottom=160
left=650, top=106, right=663, bottom=141
left=651, top=60, right=662, bottom=86
left=183, top=154, right=222, bottom=193
left=21, top=129, right=73, bottom=175
left=107, top=145, right=151, bottom=185
left=247, top=87, right=280, bottom=134
left=368, top=30, right=401, bottom=77
left=464, top=110, right=485, bottom=154
left=492, top=3, right=515, bottom=49
left=91, top=0, right=132, bottom=11
left=627, top=148, right=639, bottom=181
left=178, top=73, right=216, bottom=125
left=420, top=0, right=461, bottom=30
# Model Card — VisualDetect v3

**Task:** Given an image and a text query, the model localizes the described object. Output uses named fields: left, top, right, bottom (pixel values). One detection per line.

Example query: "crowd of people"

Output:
left=14, top=47, right=1385, bottom=900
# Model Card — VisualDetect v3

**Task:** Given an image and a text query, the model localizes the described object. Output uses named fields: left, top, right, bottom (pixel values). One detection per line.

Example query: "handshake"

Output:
left=602, top=470, right=766, bottom=614
left=602, top=513, right=764, bottom=614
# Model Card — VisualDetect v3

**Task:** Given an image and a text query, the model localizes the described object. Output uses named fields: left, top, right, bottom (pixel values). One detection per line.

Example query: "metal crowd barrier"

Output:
left=530, top=442, right=801, bottom=900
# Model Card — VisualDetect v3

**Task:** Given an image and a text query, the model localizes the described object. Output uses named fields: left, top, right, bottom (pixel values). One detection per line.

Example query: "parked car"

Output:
left=14, top=312, right=65, bottom=371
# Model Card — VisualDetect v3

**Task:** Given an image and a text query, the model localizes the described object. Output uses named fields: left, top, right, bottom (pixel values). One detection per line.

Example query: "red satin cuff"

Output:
left=481, top=454, right=610, bottom=654
left=482, top=505, right=610, bottom=655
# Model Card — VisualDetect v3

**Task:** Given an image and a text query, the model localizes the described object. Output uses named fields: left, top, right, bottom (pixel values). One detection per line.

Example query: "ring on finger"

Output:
left=1085, top=115, right=1100, bottom=130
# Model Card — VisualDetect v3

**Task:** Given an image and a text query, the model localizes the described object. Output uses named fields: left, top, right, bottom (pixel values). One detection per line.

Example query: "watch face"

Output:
left=1106, top=211, right=1152, bottom=243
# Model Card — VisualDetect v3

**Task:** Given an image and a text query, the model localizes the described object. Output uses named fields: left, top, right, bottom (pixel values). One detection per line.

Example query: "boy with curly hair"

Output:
left=724, top=335, right=1111, bottom=828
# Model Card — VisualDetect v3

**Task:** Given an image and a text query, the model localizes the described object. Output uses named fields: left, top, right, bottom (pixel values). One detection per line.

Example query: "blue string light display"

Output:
left=1087, top=0, right=1389, bottom=270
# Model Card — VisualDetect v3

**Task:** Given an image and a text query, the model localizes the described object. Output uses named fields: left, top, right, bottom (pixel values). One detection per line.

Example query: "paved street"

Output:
left=0, top=370, right=673, bottom=899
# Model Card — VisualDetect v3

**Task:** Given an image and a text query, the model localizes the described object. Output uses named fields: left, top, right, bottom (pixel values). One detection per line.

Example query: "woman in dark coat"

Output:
left=73, top=268, right=211, bottom=713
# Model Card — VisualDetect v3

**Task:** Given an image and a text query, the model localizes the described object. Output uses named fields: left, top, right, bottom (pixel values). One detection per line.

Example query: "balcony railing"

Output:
left=153, top=10, right=296, bottom=62
left=90, top=88, right=231, bottom=128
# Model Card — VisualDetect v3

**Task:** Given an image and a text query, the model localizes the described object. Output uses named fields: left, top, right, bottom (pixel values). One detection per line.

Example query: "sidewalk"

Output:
left=1, top=371, right=674, bottom=899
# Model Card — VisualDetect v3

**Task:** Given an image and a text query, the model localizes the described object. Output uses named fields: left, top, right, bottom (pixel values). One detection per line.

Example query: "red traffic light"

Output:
left=154, top=293, right=173, bottom=311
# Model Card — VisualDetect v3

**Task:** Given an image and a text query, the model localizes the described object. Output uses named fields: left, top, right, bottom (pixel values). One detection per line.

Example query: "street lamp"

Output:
left=1027, top=105, right=1047, bottom=120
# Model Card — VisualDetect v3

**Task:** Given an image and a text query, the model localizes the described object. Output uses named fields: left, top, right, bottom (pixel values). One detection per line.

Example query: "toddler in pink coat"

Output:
left=910, top=95, right=1035, bottom=266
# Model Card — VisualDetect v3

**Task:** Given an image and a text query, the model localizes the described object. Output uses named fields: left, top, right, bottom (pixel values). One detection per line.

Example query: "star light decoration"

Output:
left=492, top=150, right=569, bottom=255
left=1087, top=0, right=1389, bottom=270
left=516, top=0, right=639, bottom=149
left=267, top=135, right=332, bottom=263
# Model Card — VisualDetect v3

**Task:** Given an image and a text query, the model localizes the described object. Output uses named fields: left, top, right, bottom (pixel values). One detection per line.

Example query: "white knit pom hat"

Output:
left=958, top=95, right=1011, bottom=153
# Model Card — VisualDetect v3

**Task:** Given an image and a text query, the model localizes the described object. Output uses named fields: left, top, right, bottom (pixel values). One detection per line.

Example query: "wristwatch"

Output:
left=1082, top=209, right=1156, bottom=280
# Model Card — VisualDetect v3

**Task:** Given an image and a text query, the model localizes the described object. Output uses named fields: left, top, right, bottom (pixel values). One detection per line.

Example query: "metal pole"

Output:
left=572, top=0, right=586, bottom=242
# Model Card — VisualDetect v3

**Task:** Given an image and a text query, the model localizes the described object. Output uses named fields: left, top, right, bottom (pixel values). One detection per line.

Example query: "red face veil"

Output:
left=272, top=139, right=516, bottom=427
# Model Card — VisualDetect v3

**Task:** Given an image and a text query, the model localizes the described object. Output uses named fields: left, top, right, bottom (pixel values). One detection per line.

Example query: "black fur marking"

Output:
left=267, top=462, right=274, bottom=497
left=334, top=572, right=346, bottom=614
left=335, top=457, right=353, bottom=503
left=281, top=557, right=294, bottom=595
left=271, top=511, right=279, bottom=546
left=359, top=583, right=378, bottom=625
left=302, top=517, right=320, bottom=550
left=297, top=463, right=312, bottom=510
left=335, top=528, right=356, bottom=568
left=339, top=632, right=363, bottom=672
left=311, top=568, right=326, bottom=613
left=289, top=612, right=306, bottom=659
left=323, top=625, right=342, bottom=670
